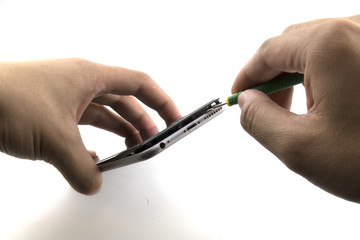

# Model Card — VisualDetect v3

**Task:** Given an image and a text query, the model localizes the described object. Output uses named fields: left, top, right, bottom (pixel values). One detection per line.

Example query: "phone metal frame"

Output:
left=97, top=98, right=225, bottom=171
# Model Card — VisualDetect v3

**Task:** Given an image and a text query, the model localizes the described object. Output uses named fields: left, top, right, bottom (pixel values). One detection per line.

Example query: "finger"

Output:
left=232, top=30, right=311, bottom=94
left=283, top=15, right=360, bottom=33
left=269, top=87, right=294, bottom=110
left=93, top=65, right=182, bottom=125
left=283, top=18, right=332, bottom=33
left=47, top=125, right=103, bottom=195
left=79, top=102, right=143, bottom=147
left=88, top=150, right=100, bottom=162
left=238, top=90, right=304, bottom=160
left=346, top=14, right=360, bottom=24
left=232, top=71, right=295, bottom=109
left=93, top=95, right=159, bottom=140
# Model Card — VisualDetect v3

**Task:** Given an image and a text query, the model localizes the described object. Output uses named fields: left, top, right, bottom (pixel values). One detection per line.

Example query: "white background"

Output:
left=0, top=0, right=359, bottom=239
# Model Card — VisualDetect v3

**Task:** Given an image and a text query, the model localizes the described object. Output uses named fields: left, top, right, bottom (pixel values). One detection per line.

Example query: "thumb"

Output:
left=238, top=89, right=301, bottom=158
left=48, top=128, right=103, bottom=195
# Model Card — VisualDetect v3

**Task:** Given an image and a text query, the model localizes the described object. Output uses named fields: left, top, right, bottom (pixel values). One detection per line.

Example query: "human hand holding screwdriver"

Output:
left=0, top=58, right=181, bottom=195
left=232, top=15, right=360, bottom=203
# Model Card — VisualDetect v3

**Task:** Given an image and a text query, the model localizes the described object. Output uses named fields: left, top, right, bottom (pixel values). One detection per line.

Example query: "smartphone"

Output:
left=97, top=98, right=226, bottom=171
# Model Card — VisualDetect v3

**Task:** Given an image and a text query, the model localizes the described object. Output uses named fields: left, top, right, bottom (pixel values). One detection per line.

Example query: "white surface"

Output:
left=0, top=0, right=359, bottom=239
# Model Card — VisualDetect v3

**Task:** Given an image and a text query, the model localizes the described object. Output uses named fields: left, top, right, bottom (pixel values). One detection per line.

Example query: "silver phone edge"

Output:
left=98, top=105, right=225, bottom=171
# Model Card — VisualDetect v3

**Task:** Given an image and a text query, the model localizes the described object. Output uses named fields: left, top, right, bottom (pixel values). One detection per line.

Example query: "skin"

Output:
left=0, top=58, right=181, bottom=195
left=232, top=15, right=360, bottom=203
left=2, top=16, right=360, bottom=203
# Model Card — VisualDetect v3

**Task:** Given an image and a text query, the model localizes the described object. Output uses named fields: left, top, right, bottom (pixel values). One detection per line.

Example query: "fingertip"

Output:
left=125, top=133, right=142, bottom=148
left=238, top=89, right=265, bottom=108
left=71, top=162, right=103, bottom=195
left=239, top=87, right=294, bottom=111
left=88, top=150, right=100, bottom=162
left=51, top=145, right=104, bottom=195
left=238, top=91, right=249, bottom=109
left=166, top=112, right=182, bottom=126
left=140, top=125, right=159, bottom=140
left=82, top=171, right=103, bottom=195
left=157, top=99, right=182, bottom=126
left=69, top=164, right=103, bottom=195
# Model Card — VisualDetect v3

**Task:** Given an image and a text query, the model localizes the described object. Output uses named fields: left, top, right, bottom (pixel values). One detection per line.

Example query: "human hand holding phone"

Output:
left=0, top=58, right=181, bottom=195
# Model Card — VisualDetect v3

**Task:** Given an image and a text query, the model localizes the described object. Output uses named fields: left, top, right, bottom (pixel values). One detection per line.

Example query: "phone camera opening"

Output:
left=160, top=142, right=166, bottom=149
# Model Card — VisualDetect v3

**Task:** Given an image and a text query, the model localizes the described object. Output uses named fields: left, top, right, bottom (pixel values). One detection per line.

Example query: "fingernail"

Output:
left=238, top=91, right=248, bottom=109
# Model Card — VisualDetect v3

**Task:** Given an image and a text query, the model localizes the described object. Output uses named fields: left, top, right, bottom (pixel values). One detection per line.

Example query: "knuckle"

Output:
left=283, top=23, right=301, bottom=33
left=62, top=58, right=96, bottom=83
left=306, top=19, right=360, bottom=69
left=255, top=36, right=280, bottom=62
left=133, top=71, right=159, bottom=97
left=313, top=19, right=359, bottom=50
left=67, top=58, right=104, bottom=94
left=135, top=71, right=153, bottom=83
left=67, top=57, right=87, bottom=64
left=257, top=37, right=274, bottom=56
left=66, top=58, right=94, bottom=70
left=324, top=18, right=355, bottom=32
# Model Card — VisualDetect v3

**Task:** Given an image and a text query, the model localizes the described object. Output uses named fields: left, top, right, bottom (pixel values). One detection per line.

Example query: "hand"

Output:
left=232, top=15, right=360, bottom=202
left=0, top=58, right=181, bottom=195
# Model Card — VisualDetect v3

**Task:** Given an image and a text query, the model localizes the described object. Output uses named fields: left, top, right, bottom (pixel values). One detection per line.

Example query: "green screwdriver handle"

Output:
left=226, top=73, right=304, bottom=106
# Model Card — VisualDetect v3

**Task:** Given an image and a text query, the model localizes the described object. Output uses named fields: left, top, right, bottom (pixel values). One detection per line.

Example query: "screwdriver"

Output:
left=225, top=73, right=304, bottom=106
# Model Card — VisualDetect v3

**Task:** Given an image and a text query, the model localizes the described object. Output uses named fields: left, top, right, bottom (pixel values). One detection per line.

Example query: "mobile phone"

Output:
left=97, top=98, right=225, bottom=171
